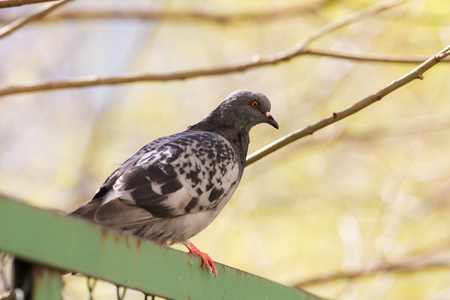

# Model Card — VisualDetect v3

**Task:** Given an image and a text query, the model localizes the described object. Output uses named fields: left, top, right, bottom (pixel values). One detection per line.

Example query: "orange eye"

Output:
left=251, top=101, right=259, bottom=108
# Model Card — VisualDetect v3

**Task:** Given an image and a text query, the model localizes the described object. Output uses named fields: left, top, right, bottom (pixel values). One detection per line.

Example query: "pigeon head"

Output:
left=207, top=90, right=279, bottom=132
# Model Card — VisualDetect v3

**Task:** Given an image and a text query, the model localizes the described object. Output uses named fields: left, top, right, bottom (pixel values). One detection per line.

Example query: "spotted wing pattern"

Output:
left=72, top=131, right=241, bottom=242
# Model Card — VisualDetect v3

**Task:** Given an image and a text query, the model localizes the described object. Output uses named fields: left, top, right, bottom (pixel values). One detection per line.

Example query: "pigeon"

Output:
left=70, top=90, right=278, bottom=276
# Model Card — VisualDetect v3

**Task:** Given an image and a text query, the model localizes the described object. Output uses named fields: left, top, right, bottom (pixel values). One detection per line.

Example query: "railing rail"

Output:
left=0, top=196, right=324, bottom=300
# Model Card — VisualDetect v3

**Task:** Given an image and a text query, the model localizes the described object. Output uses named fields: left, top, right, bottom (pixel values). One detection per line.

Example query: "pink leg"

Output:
left=184, top=241, right=217, bottom=277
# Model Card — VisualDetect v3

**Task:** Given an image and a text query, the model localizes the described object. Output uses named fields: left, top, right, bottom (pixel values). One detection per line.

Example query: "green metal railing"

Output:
left=0, top=196, right=324, bottom=300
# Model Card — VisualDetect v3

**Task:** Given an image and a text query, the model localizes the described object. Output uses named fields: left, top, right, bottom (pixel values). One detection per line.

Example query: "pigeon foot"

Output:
left=184, top=241, right=217, bottom=277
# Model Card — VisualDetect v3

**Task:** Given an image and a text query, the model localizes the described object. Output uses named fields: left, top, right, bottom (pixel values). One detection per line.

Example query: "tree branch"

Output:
left=302, top=48, right=445, bottom=63
left=0, top=0, right=72, bottom=40
left=0, top=0, right=330, bottom=24
left=0, top=0, right=405, bottom=98
left=295, top=253, right=450, bottom=287
left=0, top=0, right=58, bottom=8
left=245, top=44, right=450, bottom=166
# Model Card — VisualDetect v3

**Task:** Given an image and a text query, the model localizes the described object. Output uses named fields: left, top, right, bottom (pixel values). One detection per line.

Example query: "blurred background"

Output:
left=0, top=0, right=450, bottom=299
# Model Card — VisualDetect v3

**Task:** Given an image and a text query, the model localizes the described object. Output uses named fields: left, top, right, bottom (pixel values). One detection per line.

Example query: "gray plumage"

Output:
left=70, top=90, right=278, bottom=274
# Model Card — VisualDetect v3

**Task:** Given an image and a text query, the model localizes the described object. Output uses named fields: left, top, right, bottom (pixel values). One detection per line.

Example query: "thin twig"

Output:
left=0, top=0, right=330, bottom=24
left=284, top=0, right=405, bottom=53
left=302, top=48, right=445, bottom=63
left=245, top=44, right=450, bottom=166
left=0, top=0, right=72, bottom=40
left=0, top=0, right=58, bottom=8
left=295, top=253, right=450, bottom=287
left=0, top=0, right=404, bottom=98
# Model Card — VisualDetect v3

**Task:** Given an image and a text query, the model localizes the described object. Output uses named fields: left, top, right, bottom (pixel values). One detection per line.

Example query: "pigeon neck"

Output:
left=188, top=121, right=250, bottom=168
left=218, top=129, right=249, bottom=168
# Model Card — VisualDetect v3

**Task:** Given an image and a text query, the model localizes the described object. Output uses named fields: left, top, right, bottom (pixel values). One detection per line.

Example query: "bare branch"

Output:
left=0, top=0, right=58, bottom=8
left=302, top=48, right=444, bottom=63
left=245, top=44, right=450, bottom=166
left=0, top=0, right=72, bottom=40
left=286, top=0, right=405, bottom=52
left=0, top=0, right=330, bottom=24
left=0, top=49, right=442, bottom=97
left=295, top=253, right=450, bottom=287
left=0, top=0, right=404, bottom=98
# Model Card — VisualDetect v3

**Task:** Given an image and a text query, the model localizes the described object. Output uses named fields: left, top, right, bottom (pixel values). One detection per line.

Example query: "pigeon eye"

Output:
left=251, top=101, right=259, bottom=108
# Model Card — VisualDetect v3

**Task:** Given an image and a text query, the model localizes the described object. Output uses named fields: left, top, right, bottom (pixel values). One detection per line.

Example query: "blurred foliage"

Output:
left=0, top=0, right=450, bottom=299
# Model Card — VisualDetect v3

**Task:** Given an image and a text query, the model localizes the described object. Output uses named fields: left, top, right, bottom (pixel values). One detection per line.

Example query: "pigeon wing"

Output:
left=92, top=131, right=241, bottom=228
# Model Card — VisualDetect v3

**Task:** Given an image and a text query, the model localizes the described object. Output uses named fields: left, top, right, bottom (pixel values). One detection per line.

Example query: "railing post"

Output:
left=13, top=259, right=62, bottom=300
left=13, top=258, right=33, bottom=300
left=31, top=265, right=62, bottom=300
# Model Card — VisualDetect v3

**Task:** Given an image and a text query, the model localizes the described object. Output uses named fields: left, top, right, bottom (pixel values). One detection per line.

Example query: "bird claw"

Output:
left=184, top=241, right=217, bottom=277
left=198, top=252, right=217, bottom=277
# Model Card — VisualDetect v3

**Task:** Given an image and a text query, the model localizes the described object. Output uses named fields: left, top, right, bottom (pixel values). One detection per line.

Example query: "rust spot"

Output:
left=99, top=227, right=110, bottom=252
left=235, top=268, right=244, bottom=279
left=33, top=265, right=44, bottom=278
left=114, top=232, right=122, bottom=244
left=186, top=259, right=193, bottom=268
left=100, top=227, right=109, bottom=239
left=100, top=227, right=130, bottom=253
left=135, top=236, right=144, bottom=251
left=124, top=235, right=131, bottom=249
left=164, top=263, right=168, bottom=269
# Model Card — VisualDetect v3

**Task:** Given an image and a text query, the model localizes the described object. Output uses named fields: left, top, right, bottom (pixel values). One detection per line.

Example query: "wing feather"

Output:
left=72, top=131, right=241, bottom=230
left=93, top=199, right=154, bottom=228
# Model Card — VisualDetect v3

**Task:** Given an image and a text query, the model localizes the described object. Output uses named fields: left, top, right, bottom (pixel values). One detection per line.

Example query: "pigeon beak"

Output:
left=265, top=112, right=279, bottom=129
